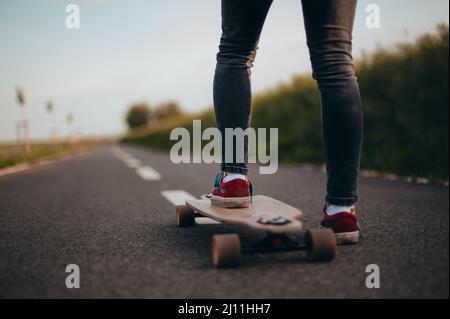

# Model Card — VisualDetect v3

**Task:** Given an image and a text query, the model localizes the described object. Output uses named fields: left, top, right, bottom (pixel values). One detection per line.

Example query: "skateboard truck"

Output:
left=243, top=233, right=304, bottom=254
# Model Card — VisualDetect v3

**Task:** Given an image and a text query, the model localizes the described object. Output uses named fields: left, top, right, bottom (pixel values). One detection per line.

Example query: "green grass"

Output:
left=0, top=140, right=100, bottom=169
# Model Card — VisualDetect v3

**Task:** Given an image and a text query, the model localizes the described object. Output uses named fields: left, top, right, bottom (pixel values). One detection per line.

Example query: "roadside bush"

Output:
left=123, top=26, right=449, bottom=180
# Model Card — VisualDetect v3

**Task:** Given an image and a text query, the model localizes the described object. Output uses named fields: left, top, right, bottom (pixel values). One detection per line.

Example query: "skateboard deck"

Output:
left=186, top=195, right=303, bottom=234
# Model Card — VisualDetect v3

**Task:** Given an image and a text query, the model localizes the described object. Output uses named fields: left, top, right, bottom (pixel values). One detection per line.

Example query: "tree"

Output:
left=46, top=100, right=54, bottom=113
left=125, top=103, right=151, bottom=129
left=16, top=87, right=25, bottom=106
left=153, top=101, right=183, bottom=121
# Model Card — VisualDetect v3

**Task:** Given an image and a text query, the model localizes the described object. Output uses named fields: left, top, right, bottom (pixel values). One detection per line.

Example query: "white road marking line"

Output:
left=111, top=147, right=129, bottom=159
left=111, top=147, right=137, bottom=163
left=121, top=154, right=134, bottom=161
left=112, top=152, right=133, bottom=162
left=161, top=190, right=220, bottom=225
left=136, top=166, right=161, bottom=181
left=161, top=190, right=196, bottom=206
left=112, top=146, right=162, bottom=181
left=125, top=158, right=141, bottom=168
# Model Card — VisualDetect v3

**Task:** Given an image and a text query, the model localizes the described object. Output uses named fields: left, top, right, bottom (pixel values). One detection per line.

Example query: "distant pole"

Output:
left=15, top=87, right=31, bottom=155
left=46, top=100, right=57, bottom=149
left=66, top=113, right=74, bottom=144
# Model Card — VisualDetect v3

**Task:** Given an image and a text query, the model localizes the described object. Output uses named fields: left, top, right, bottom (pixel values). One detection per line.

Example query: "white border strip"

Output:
left=0, top=151, right=89, bottom=178
left=0, top=163, right=31, bottom=177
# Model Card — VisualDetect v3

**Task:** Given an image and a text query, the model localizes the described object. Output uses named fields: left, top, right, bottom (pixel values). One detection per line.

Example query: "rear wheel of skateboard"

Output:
left=305, top=229, right=336, bottom=262
left=212, top=234, right=241, bottom=268
left=176, top=205, right=195, bottom=227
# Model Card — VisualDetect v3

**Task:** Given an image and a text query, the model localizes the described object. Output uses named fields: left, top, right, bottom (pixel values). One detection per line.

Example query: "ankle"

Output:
left=326, top=204, right=355, bottom=216
left=223, top=172, right=247, bottom=183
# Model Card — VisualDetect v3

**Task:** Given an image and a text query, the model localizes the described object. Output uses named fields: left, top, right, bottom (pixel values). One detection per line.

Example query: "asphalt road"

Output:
left=0, top=145, right=448, bottom=298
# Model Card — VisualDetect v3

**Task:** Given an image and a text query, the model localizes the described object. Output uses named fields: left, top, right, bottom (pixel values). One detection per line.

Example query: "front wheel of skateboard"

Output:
left=176, top=205, right=195, bottom=227
left=212, top=234, right=241, bottom=268
left=305, top=229, right=336, bottom=262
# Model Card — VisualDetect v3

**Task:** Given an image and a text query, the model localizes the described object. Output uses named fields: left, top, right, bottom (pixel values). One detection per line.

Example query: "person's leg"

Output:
left=301, top=0, right=363, bottom=207
left=214, top=0, right=273, bottom=175
left=301, top=0, right=363, bottom=244
left=211, top=0, right=272, bottom=208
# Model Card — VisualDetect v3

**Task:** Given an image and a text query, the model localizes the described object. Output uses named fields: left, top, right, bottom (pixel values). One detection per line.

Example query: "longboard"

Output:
left=186, top=195, right=303, bottom=234
left=176, top=195, right=336, bottom=268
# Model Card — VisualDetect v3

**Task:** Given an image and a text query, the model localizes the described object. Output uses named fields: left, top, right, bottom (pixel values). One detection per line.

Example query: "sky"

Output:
left=0, top=0, right=449, bottom=142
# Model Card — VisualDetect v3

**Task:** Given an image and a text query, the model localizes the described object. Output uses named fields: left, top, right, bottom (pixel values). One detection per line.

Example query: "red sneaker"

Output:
left=210, top=172, right=252, bottom=208
left=320, top=204, right=360, bottom=245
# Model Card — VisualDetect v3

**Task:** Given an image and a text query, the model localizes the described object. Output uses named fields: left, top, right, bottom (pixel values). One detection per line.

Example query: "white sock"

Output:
left=326, top=204, right=355, bottom=216
left=223, top=172, right=247, bottom=183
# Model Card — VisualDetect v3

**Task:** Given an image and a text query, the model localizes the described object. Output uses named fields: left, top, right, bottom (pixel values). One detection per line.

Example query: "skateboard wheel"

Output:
left=176, top=205, right=195, bottom=227
left=212, top=234, right=241, bottom=268
left=305, top=229, right=336, bottom=262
